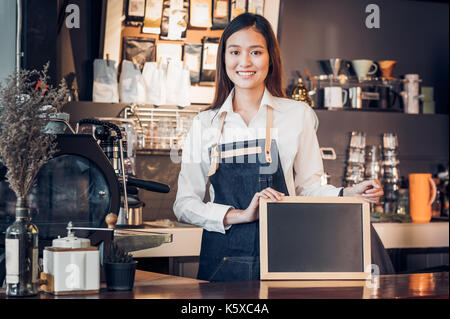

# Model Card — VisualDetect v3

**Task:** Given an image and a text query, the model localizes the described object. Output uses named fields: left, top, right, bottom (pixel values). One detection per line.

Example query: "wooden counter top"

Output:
left=1, top=270, right=447, bottom=299
left=373, top=222, right=449, bottom=249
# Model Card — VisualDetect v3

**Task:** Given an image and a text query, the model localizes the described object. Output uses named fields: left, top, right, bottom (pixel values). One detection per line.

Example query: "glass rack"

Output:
left=124, top=106, right=200, bottom=153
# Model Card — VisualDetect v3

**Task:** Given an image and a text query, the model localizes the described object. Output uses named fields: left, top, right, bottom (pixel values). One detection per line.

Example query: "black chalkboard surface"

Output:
left=259, top=197, right=371, bottom=280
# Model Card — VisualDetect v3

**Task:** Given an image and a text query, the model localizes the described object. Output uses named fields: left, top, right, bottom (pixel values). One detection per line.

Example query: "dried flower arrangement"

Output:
left=0, top=63, right=70, bottom=202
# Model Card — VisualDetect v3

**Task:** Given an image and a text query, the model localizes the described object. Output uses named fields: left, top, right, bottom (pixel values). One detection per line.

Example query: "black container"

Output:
left=104, top=261, right=137, bottom=291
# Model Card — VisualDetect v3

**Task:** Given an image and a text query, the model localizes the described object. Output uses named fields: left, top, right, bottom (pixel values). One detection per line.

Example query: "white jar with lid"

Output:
left=42, top=223, right=100, bottom=295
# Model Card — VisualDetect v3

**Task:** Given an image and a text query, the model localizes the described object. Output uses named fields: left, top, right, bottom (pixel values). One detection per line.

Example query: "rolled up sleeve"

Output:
left=293, top=107, right=341, bottom=197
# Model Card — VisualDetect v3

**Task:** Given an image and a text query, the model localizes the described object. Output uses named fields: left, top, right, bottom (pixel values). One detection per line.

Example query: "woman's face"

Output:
left=224, top=27, right=270, bottom=92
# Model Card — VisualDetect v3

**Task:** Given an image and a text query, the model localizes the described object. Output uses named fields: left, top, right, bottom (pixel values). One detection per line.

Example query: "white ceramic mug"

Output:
left=324, top=87, right=348, bottom=108
left=351, top=59, right=378, bottom=80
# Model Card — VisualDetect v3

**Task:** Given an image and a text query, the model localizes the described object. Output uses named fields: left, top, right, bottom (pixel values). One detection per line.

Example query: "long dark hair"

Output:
left=203, top=13, right=286, bottom=112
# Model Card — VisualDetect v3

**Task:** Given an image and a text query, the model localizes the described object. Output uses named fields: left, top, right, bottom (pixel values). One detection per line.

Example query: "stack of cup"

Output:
left=381, top=133, right=400, bottom=213
left=365, top=145, right=382, bottom=180
left=345, top=132, right=366, bottom=186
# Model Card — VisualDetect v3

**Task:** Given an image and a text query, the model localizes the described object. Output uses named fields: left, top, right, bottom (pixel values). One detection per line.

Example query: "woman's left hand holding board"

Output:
left=223, top=187, right=285, bottom=226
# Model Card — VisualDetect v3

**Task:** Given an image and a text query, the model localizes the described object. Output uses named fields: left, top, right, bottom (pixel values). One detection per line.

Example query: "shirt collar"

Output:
left=217, top=87, right=283, bottom=116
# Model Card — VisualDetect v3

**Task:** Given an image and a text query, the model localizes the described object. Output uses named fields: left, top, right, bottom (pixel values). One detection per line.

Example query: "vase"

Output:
left=104, top=261, right=137, bottom=291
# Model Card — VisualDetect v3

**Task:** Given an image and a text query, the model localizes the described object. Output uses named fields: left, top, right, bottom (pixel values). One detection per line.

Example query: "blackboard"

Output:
left=259, top=197, right=371, bottom=280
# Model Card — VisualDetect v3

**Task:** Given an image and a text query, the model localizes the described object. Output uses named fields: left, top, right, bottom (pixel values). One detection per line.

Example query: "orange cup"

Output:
left=408, top=173, right=437, bottom=223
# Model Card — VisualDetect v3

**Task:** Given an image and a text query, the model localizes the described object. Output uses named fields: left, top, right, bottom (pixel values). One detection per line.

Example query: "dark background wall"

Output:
left=65, top=0, right=104, bottom=101
left=277, top=0, right=449, bottom=114
left=22, top=0, right=57, bottom=83
left=21, top=0, right=104, bottom=100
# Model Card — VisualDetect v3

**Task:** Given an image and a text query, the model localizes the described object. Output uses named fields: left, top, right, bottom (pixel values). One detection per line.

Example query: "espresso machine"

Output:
left=76, top=118, right=170, bottom=227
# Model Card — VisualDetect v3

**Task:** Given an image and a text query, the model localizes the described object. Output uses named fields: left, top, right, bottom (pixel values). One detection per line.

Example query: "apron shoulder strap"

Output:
left=265, top=106, right=273, bottom=163
left=207, top=111, right=227, bottom=177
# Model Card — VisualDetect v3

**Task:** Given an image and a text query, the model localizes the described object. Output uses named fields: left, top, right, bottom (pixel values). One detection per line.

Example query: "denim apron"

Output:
left=197, top=106, right=289, bottom=281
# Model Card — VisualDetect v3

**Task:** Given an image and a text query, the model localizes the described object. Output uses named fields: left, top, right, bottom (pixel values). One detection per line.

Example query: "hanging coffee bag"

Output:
left=230, top=0, right=247, bottom=20
left=156, top=42, right=182, bottom=63
left=183, top=43, right=202, bottom=84
left=122, top=37, right=156, bottom=71
left=190, top=0, right=212, bottom=28
left=212, top=0, right=229, bottom=29
left=119, top=60, right=147, bottom=104
left=146, top=61, right=167, bottom=106
left=92, top=59, right=119, bottom=103
left=160, top=0, right=189, bottom=40
left=200, top=37, right=219, bottom=83
left=125, top=0, right=146, bottom=26
left=177, top=63, right=191, bottom=107
left=142, top=0, right=164, bottom=34
left=247, top=0, right=264, bottom=15
left=166, top=60, right=183, bottom=105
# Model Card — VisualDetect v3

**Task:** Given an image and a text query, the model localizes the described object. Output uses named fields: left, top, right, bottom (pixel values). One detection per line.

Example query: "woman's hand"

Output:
left=223, top=187, right=285, bottom=225
left=343, top=179, right=384, bottom=203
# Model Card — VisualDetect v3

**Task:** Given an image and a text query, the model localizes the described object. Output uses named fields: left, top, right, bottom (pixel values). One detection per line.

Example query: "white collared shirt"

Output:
left=173, top=88, right=341, bottom=234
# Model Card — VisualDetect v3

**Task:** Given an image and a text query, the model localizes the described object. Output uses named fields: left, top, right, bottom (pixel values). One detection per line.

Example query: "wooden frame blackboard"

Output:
left=259, top=197, right=371, bottom=280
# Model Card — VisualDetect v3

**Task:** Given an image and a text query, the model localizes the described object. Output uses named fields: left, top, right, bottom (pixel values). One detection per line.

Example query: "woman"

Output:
left=174, top=13, right=394, bottom=281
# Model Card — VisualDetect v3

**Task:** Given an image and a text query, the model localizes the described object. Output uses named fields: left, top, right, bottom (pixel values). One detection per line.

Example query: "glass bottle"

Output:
left=431, top=178, right=441, bottom=218
left=291, top=77, right=314, bottom=106
left=431, top=188, right=441, bottom=218
left=440, top=179, right=449, bottom=217
left=5, top=197, right=39, bottom=297
left=383, top=182, right=399, bottom=214
left=396, top=188, right=409, bottom=215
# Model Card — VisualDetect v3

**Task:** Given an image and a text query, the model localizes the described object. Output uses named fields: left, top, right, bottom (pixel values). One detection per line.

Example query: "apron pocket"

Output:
left=209, top=256, right=260, bottom=282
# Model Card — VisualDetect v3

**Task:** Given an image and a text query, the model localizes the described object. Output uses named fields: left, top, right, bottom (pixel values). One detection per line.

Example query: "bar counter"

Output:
left=1, top=270, right=448, bottom=299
